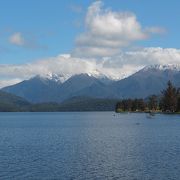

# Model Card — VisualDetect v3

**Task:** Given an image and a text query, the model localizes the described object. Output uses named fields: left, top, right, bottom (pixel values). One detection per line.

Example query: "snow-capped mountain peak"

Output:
left=31, top=64, right=180, bottom=85
left=142, top=64, right=180, bottom=72
left=45, top=73, right=71, bottom=83
left=34, top=73, right=71, bottom=83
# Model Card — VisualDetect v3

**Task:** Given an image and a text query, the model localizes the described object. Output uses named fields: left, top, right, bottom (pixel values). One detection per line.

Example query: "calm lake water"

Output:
left=0, top=112, right=180, bottom=180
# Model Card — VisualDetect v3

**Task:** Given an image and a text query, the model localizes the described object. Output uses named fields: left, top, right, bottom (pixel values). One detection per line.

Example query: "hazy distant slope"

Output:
left=0, top=90, right=30, bottom=111
left=30, top=97, right=118, bottom=112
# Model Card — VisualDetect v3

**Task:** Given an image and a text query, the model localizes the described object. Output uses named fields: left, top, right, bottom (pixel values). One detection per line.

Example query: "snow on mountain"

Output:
left=2, top=63, right=180, bottom=103
left=45, top=73, right=71, bottom=83
left=35, top=70, right=118, bottom=84
left=142, top=64, right=180, bottom=72
left=34, top=73, right=71, bottom=83
left=31, top=64, right=180, bottom=85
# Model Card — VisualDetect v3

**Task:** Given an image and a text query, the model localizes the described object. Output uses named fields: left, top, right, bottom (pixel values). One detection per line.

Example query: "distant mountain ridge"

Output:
left=2, top=64, right=180, bottom=103
left=37, top=70, right=116, bottom=84
left=0, top=90, right=30, bottom=111
left=111, top=64, right=180, bottom=98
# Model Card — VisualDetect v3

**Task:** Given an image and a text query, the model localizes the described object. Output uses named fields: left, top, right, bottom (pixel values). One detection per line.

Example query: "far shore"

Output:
left=115, top=110, right=180, bottom=115
left=0, top=110, right=179, bottom=114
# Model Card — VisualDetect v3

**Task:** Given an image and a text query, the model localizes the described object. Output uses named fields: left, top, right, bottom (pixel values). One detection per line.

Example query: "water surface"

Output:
left=0, top=112, right=180, bottom=180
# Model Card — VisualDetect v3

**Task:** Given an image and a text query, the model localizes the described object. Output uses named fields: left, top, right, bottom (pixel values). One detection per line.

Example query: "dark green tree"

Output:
left=161, top=81, right=179, bottom=112
left=138, top=99, right=146, bottom=111
left=126, top=99, right=133, bottom=111
left=177, top=88, right=180, bottom=112
left=132, top=99, right=139, bottom=111
left=148, top=95, right=158, bottom=110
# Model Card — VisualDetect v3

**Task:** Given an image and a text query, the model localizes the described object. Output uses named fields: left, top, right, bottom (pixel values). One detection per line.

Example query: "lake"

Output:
left=0, top=112, right=180, bottom=180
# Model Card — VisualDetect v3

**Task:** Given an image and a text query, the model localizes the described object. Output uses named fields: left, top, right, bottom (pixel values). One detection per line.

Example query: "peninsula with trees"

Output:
left=115, top=81, right=180, bottom=113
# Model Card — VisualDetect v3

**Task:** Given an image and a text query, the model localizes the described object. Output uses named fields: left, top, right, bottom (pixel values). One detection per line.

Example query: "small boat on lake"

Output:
left=149, top=112, right=155, bottom=116
left=146, top=111, right=156, bottom=119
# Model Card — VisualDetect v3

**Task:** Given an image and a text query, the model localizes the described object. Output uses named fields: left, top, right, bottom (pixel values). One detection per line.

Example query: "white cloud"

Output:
left=0, top=1, right=176, bottom=88
left=9, top=32, right=25, bottom=46
left=0, top=47, right=180, bottom=88
left=74, top=1, right=164, bottom=57
left=0, top=78, right=22, bottom=88
left=8, top=32, right=47, bottom=50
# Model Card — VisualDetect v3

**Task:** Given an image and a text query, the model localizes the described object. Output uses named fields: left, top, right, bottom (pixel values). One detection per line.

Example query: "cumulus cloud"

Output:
left=74, top=1, right=164, bottom=57
left=0, top=47, right=180, bottom=88
left=0, top=78, right=22, bottom=88
left=0, top=1, right=177, bottom=88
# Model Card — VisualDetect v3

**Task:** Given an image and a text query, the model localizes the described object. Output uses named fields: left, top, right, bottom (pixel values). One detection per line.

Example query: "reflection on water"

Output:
left=0, top=112, right=180, bottom=180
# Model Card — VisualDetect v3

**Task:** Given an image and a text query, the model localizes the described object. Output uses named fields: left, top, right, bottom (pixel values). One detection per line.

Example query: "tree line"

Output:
left=116, top=81, right=180, bottom=113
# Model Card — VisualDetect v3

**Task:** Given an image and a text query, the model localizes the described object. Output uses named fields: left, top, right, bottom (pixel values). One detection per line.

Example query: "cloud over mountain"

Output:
left=0, top=1, right=179, bottom=88
left=74, top=1, right=163, bottom=57
left=0, top=47, right=180, bottom=88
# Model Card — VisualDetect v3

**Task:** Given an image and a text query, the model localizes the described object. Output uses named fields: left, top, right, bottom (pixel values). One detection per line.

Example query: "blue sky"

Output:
left=0, top=0, right=180, bottom=87
left=0, top=0, right=180, bottom=64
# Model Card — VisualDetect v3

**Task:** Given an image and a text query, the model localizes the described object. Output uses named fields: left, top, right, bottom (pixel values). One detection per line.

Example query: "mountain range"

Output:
left=0, top=90, right=30, bottom=111
left=2, top=64, right=180, bottom=103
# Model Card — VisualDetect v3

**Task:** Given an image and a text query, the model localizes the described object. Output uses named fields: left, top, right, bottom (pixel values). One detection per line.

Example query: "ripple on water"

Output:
left=0, top=112, right=180, bottom=179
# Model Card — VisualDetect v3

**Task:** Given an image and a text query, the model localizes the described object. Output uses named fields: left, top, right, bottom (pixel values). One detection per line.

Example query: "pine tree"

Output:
left=161, top=81, right=179, bottom=112
left=148, top=95, right=158, bottom=110
left=177, top=88, right=180, bottom=112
